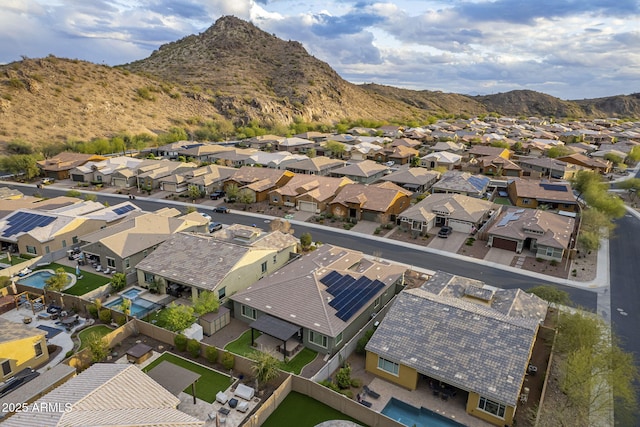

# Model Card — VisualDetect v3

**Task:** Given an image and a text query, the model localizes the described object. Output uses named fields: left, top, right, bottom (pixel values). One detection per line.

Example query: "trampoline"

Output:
left=37, top=325, right=63, bottom=339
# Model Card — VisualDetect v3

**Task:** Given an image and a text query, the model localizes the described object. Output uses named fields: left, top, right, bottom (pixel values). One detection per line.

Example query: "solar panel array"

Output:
left=2, top=212, right=56, bottom=237
left=540, top=183, right=568, bottom=192
left=468, top=175, right=490, bottom=191
left=320, top=271, right=385, bottom=321
left=113, top=205, right=136, bottom=215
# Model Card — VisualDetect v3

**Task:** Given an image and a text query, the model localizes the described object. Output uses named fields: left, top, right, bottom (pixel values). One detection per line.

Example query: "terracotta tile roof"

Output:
left=331, top=160, right=389, bottom=177
left=488, top=208, right=575, bottom=248
left=332, top=183, right=407, bottom=212
left=400, top=193, right=495, bottom=224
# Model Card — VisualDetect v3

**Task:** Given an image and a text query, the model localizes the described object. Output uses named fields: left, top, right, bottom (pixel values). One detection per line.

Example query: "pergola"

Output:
left=146, top=361, right=201, bottom=404
left=250, top=314, right=301, bottom=357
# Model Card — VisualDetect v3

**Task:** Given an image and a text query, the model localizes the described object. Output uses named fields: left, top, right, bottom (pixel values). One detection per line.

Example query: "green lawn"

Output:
left=262, top=391, right=365, bottom=427
left=77, top=325, right=114, bottom=350
left=34, top=263, right=111, bottom=296
left=494, top=197, right=513, bottom=206
left=142, top=353, right=230, bottom=403
left=225, top=330, right=317, bottom=375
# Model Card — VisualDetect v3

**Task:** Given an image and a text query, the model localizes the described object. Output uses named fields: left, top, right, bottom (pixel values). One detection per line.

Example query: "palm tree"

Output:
left=251, top=350, right=281, bottom=391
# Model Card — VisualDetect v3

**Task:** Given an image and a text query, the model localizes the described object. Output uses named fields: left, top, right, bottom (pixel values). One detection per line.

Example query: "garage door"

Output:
left=298, top=201, right=317, bottom=213
left=492, top=237, right=518, bottom=251
left=448, top=219, right=472, bottom=233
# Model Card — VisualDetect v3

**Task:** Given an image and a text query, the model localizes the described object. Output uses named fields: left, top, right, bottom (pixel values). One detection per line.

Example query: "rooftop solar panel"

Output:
left=2, top=211, right=56, bottom=238
left=327, top=274, right=356, bottom=296
left=540, top=183, right=568, bottom=192
left=113, top=205, right=136, bottom=215
left=332, top=277, right=372, bottom=311
left=335, top=280, right=385, bottom=321
left=320, top=271, right=341, bottom=288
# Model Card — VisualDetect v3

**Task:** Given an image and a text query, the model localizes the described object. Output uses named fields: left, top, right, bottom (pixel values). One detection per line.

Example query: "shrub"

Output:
left=174, top=334, right=188, bottom=352
left=335, top=365, right=352, bottom=389
left=98, top=309, right=112, bottom=324
left=116, top=315, right=127, bottom=326
left=350, top=377, right=363, bottom=388
left=374, top=227, right=382, bottom=235
left=87, top=304, right=99, bottom=319
left=465, top=238, right=475, bottom=246
left=536, top=257, right=545, bottom=263
left=187, top=339, right=201, bottom=358
left=221, top=351, right=235, bottom=370
left=550, top=259, right=559, bottom=267
left=319, top=379, right=340, bottom=392
left=356, top=330, right=374, bottom=355
left=205, top=346, right=218, bottom=363
left=340, top=389, right=354, bottom=399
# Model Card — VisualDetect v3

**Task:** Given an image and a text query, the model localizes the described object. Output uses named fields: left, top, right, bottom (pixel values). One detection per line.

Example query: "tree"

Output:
left=237, top=188, right=256, bottom=208
left=603, top=152, right=623, bottom=165
left=111, top=273, right=126, bottom=292
left=572, top=170, right=604, bottom=199
left=221, top=351, right=235, bottom=370
left=225, top=184, right=239, bottom=202
left=0, top=154, right=40, bottom=179
left=86, top=332, right=109, bottom=363
left=160, top=303, right=195, bottom=332
left=44, top=268, right=69, bottom=291
left=187, top=184, right=202, bottom=201
left=193, top=290, right=220, bottom=316
left=120, top=298, right=131, bottom=319
left=300, top=232, right=312, bottom=250
left=324, top=140, right=346, bottom=158
left=307, top=148, right=316, bottom=158
left=185, top=206, right=197, bottom=214
left=627, top=145, right=640, bottom=163
left=251, top=350, right=281, bottom=390
left=512, top=141, right=524, bottom=153
left=66, top=190, right=82, bottom=198
left=411, top=155, right=421, bottom=167
left=546, top=146, right=573, bottom=158
left=527, top=285, right=571, bottom=306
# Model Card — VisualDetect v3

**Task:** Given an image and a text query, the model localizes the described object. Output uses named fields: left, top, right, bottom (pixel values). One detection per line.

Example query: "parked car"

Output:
left=213, top=206, right=230, bottom=214
left=210, top=190, right=225, bottom=200
left=437, top=226, right=452, bottom=238
left=208, top=222, right=223, bottom=232
left=41, top=177, right=55, bottom=184
left=199, top=212, right=212, bottom=221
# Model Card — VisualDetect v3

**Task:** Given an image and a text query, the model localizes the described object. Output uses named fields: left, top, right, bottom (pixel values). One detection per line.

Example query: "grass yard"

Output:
left=262, top=391, right=365, bottom=427
left=35, top=263, right=111, bottom=296
left=77, top=325, right=114, bottom=351
left=225, top=330, right=317, bottom=375
left=142, top=353, right=230, bottom=403
left=494, top=197, right=513, bottom=205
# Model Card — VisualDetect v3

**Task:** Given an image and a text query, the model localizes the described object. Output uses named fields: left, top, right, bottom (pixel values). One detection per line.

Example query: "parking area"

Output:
left=426, top=229, right=469, bottom=252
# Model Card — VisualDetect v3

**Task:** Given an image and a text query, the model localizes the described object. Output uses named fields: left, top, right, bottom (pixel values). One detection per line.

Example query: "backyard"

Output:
left=34, top=263, right=111, bottom=296
left=77, top=325, right=114, bottom=351
left=142, top=352, right=231, bottom=403
left=224, top=330, right=318, bottom=375
left=261, top=391, right=365, bottom=427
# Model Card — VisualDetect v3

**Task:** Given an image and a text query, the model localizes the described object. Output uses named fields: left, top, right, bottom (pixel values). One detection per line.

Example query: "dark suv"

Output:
left=210, top=190, right=225, bottom=200
left=213, top=206, right=230, bottom=214
left=437, top=226, right=452, bottom=238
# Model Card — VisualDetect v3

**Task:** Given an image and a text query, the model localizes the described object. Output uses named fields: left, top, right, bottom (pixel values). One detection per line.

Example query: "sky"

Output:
left=1, top=0, right=639, bottom=100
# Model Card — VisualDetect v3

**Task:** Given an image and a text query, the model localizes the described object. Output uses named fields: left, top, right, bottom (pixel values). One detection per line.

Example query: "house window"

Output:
left=309, top=331, right=328, bottom=348
left=218, top=287, right=226, bottom=300
left=143, top=250, right=148, bottom=257
left=45, top=246, right=50, bottom=254
left=124, top=258, right=130, bottom=269
left=72, top=236, right=79, bottom=244
left=377, top=357, right=399, bottom=376
left=478, top=397, right=506, bottom=418
left=34, top=342, right=43, bottom=357
left=62, top=240, right=67, bottom=248
left=273, top=255, right=277, bottom=264
left=261, top=261, right=267, bottom=273
left=522, top=198, right=530, bottom=205
left=1, top=360, right=11, bottom=376
left=107, top=257, right=116, bottom=268
left=241, top=305, right=257, bottom=320
left=336, top=332, right=343, bottom=345
left=26, top=246, right=36, bottom=255
left=374, top=297, right=380, bottom=309
left=144, top=272, right=154, bottom=284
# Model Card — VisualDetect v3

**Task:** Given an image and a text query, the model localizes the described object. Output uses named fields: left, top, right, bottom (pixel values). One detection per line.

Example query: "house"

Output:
left=366, top=271, right=548, bottom=426
left=506, top=179, right=578, bottom=212
left=557, top=153, right=612, bottom=174
left=285, top=156, right=346, bottom=176
left=429, top=141, right=466, bottom=153
left=380, top=168, right=440, bottom=193
left=231, top=244, right=406, bottom=356
left=398, top=193, right=497, bottom=235
left=135, top=226, right=298, bottom=303
left=487, top=208, right=576, bottom=260
left=69, top=156, right=145, bottom=185
left=420, top=151, right=463, bottom=170
left=224, top=167, right=294, bottom=202
left=347, top=141, right=384, bottom=161
left=0, top=319, right=48, bottom=383
left=0, top=195, right=80, bottom=220
left=1, top=363, right=204, bottom=426
left=329, top=183, right=411, bottom=224
left=431, top=171, right=491, bottom=198
left=79, top=211, right=203, bottom=282
left=136, top=160, right=198, bottom=190
left=517, top=157, right=582, bottom=180
left=212, top=147, right=258, bottom=167
left=269, top=175, right=353, bottom=213
left=178, top=143, right=236, bottom=163
left=37, top=152, right=107, bottom=180
left=277, top=137, right=316, bottom=154
left=245, top=151, right=307, bottom=169
left=243, top=134, right=285, bottom=149
left=330, top=160, right=390, bottom=184
left=464, top=155, right=522, bottom=177
left=158, top=164, right=236, bottom=195
left=467, top=146, right=511, bottom=160
left=370, top=145, right=419, bottom=165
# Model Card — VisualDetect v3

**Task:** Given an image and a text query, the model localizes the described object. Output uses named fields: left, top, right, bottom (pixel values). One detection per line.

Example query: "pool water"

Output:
left=121, top=288, right=143, bottom=299
left=17, top=270, right=72, bottom=289
left=382, top=398, right=466, bottom=427
left=105, top=296, right=160, bottom=317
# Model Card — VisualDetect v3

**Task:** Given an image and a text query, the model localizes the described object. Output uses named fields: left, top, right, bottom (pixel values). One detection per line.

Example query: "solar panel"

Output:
left=540, top=183, right=568, bottom=192
left=332, top=277, right=372, bottom=311
left=335, top=280, right=385, bottom=321
left=2, top=212, right=56, bottom=238
left=113, top=205, right=136, bottom=215
left=327, top=274, right=356, bottom=296
left=320, top=271, right=341, bottom=288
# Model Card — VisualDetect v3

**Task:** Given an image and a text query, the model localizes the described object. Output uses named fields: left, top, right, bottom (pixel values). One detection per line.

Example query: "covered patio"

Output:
left=250, top=315, right=302, bottom=361
left=146, top=360, right=201, bottom=404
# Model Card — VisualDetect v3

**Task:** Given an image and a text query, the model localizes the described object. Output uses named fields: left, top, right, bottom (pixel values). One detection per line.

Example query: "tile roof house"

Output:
left=467, top=146, right=511, bottom=160
left=212, top=148, right=258, bottom=167
left=0, top=318, right=48, bottom=383
left=135, top=226, right=298, bottom=303
left=276, top=137, right=316, bottom=154
left=37, top=152, right=107, bottom=180
left=380, top=168, right=441, bottom=193
left=183, top=164, right=237, bottom=196
left=136, top=160, right=198, bottom=190
left=507, top=179, right=578, bottom=212
left=420, top=151, right=463, bottom=170
left=347, top=141, right=384, bottom=161
left=285, top=156, right=346, bottom=176
left=487, top=208, right=576, bottom=260
left=464, top=155, right=522, bottom=177
left=330, top=160, right=390, bottom=184
left=370, top=145, right=419, bottom=165
left=69, top=156, right=145, bottom=185
left=269, top=174, right=353, bottom=213
left=329, top=183, right=412, bottom=224
left=366, top=272, right=547, bottom=426
left=431, top=171, right=491, bottom=198
left=225, top=167, right=294, bottom=202
left=231, top=244, right=406, bottom=356
left=429, top=141, right=467, bottom=153
left=1, top=363, right=204, bottom=426
left=398, top=193, right=497, bottom=235
left=517, top=157, right=583, bottom=180
left=245, top=151, right=307, bottom=169
left=557, top=153, right=612, bottom=174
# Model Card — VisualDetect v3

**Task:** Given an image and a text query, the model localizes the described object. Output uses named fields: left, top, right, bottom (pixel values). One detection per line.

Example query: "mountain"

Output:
left=0, top=16, right=638, bottom=146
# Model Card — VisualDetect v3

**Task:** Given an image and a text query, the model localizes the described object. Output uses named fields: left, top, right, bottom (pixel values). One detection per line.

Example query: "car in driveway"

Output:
left=213, top=206, right=230, bottom=214
left=437, top=226, right=452, bottom=238
left=210, top=190, right=225, bottom=200
left=208, top=222, right=223, bottom=232
left=199, top=212, right=212, bottom=221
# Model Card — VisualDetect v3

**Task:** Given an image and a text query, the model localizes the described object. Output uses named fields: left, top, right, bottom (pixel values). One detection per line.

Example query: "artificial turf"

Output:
left=261, top=391, right=365, bottom=427
left=33, top=262, right=111, bottom=296
left=142, top=353, right=231, bottom=403
left=77, top=325, right=114, bottom=351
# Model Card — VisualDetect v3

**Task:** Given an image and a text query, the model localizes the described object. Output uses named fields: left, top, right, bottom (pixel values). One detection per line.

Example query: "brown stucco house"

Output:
left=506, top=179, right=578, bottom=212
left=224, top=167, right=294, bottom=202
left=37, top=152, right=107, bottom=180
left=268, top=174, right=353, bottom=213
left=328, top=183, right=411, bottom=223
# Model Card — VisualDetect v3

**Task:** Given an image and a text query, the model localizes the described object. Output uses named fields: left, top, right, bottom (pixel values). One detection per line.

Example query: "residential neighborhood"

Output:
left=1, top=115, right=639, bottom=427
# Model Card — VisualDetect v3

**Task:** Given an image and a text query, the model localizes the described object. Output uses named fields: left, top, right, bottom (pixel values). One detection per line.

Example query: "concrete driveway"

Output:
left=427, top=229, right=468, bottom=252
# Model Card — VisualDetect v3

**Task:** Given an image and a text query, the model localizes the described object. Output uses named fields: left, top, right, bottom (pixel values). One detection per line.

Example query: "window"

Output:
left=218, top=287, right=226, bottom=300
left=1, top=360, right=10, bottom=376
left=26, top=246, right=36, bottom=255
left=522, top=198, right=530, bottom=205
left=45, top=246, right=50, bottom=254
left=34, top=342, right=43, bottom=357
left=478, top=397, right=506, bottom=418
left=273, top=255, right=277, bottom=264
left=143, top=250, right=148, bottom=257
left=374, top=297, right=380, bottom=309
left=241, top=305, right=256, bottom=320
left=72, top=236, right=79, bottom=244
left=261, top=261, right=267, bottom=273
left=107, top=257, right=116, bottom=268
left=124, top=258, right=130, bottom=269
left=144, top=272, right=154, bottom=284
left=546, top=247, right=555, bottom=257
left=377, top=357, right=399, bottom=376
left=309, top=331, right=328, bottom=348
left=336, top=332, right=343, bottom=345
left=62, top=240, right=67, bottom=248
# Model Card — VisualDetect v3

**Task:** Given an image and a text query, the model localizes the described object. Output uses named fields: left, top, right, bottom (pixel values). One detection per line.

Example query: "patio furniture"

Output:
left=103, top=268, right=111, bottom=274
left=237, top=401, right=249, bottom=413
left=234, top=383, right=255, bottom=400
left=363, top=385, right=380, bottom=399
left=228, top=398, right=238, bottom=409
left=95, top=265, right=102, bottom=272
left=218, top=407, right=231, bottom=416
left=216, top=391, right=229, bottom=404
left=359, top=399, right=372, bottom=408
left=23, top=316, right=32, bottom=324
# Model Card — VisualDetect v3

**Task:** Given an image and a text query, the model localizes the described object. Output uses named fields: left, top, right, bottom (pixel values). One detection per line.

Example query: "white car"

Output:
left=198, top=212, right=212, bottom=221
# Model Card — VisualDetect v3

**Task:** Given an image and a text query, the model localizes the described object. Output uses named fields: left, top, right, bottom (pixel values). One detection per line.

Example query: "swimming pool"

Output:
left=121, top=288, right=143, bottom=299
left=104, top=296, right=160, bottom=317
left=382, top=398, right=466, bottom=427
left=17, top=270, right=74, bottom=290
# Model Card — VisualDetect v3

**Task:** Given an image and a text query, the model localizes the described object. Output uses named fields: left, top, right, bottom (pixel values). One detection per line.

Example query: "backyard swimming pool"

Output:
left=105, top=295, right=160, bottom=318
left=17, top=270, right=74, bottom=290
left=121, top=288, right=143, bottom=299
left=382, top=398, right=466, bottom=427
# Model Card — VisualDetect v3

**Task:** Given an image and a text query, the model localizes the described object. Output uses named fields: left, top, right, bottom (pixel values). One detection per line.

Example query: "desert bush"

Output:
left=221, top=351, right=235, bottom=370
left=187, top=339, right=201, bottom=358
left=174, top=334, right=188, bottom=352
left=205, top=346, right=218, bottom=363
left=98, top=309, right=112, bottom=324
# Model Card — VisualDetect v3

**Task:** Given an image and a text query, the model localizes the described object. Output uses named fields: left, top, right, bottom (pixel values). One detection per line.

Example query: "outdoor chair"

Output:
left=363, top=385, right=380, bottom=399
left=216, top=391, right=229, bottom=404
